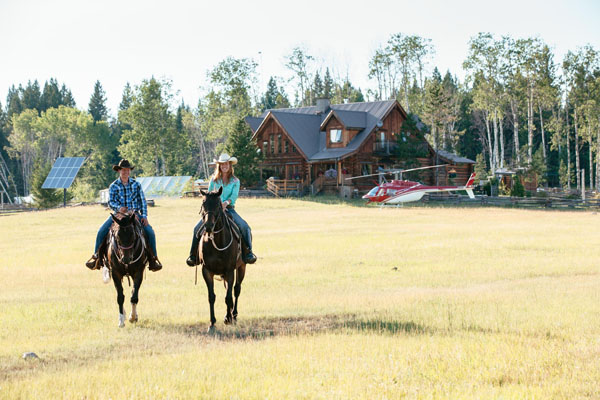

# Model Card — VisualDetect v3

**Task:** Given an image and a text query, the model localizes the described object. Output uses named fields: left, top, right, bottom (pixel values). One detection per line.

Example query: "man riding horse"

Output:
left=85, top=159, right=162, bottom=272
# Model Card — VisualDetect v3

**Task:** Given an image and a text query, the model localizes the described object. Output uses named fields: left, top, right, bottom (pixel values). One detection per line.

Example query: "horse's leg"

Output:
left=112, top=273, right=126, bottom=328
left=233, top=263, right=246, bottom=322
left=223, top=269, right=235, bottom=325
left=202, top=267, right=217, bottom=330
left=129, top=269, right=143, bottom=323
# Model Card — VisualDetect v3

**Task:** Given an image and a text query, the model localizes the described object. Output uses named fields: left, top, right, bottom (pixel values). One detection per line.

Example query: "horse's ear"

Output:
left=200, top=189, right=208, bottom=196
left=217, top=186, right=223, bottom=195
left=111, top=213, right=119, bottom=224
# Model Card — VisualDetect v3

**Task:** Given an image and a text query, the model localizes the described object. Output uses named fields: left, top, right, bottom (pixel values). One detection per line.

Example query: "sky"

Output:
left=1, top=0, right=599, bottom=117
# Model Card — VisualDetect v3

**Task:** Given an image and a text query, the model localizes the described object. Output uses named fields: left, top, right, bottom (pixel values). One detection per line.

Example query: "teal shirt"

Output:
left=209, top=177, right=240, bottom=207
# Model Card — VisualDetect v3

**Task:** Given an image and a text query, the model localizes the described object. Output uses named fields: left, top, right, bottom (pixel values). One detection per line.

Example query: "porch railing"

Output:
left=373, top=140, right=398, bottom=154
left=266, top=178, right=304, bottom=197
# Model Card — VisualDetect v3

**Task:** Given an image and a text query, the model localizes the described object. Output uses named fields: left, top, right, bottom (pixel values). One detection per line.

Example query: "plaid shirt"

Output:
left=108, top=178, right=148, bottom=218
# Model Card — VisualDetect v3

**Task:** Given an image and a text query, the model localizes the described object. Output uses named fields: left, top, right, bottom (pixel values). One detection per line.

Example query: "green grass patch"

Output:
left=0, top=199, right=599, bottom=398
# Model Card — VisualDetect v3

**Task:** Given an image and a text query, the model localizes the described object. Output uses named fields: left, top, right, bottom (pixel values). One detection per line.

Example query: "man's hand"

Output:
left=119, top=206, right=128, bottom=214
left=140, top=217, right=149, bottom=227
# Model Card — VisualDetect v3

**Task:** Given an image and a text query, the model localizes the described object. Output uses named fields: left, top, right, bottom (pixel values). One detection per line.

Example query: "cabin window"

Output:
left=262, top=141, right=268, bottom=154
left=285, top=140, right=289, bottom=153
left=292, top=145, right=297, bottom=153
left=379, top=131, right=386, bottom=142
left=278, top=134, right=282, bottom=153
left=330, top=129, right=342, bottom=143
left=270, top=135, right=274, bottom=153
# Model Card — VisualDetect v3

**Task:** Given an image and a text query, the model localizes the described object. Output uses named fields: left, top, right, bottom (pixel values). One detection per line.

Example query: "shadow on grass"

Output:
left=147, top=313, right=430, bottom=341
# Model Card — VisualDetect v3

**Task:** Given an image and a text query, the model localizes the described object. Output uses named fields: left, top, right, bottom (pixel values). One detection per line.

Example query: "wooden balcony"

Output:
left=373, top=140, right=398, bottom=155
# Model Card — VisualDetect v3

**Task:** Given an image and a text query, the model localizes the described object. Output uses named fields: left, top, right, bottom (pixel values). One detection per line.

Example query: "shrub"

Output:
left=510, top=176, right=525, bottom=197
left=30, top=161, right=63, bottom=209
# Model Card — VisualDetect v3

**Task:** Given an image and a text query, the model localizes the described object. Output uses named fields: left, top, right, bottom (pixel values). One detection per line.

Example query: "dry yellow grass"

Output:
left=0, top=198, right=599, bottom=399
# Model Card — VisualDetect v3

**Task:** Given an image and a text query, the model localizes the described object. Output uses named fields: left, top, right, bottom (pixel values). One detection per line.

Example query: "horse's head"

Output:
left=111, top=212, right=138, bottom=264
left=200, top=187, right=223, bottom=234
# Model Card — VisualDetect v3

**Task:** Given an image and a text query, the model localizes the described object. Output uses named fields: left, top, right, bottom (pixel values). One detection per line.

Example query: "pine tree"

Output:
left=323, top=68, right=333, bottom=99
left=30, top=161, right=62, bottom=209
left=40, top=78, right=62, bottom=111
left=21, top=80, right=41, bottom=112
left=225, top=119, right=262, bottom=187
left=261, top=77, right=279, bottom=111
left=312, top=71, right=323, bottom=102
left=5, top=85, right=22, bottom=119
left=60, top=85, right=76, bottom=107
left=88, top=80, right=108, bottom=123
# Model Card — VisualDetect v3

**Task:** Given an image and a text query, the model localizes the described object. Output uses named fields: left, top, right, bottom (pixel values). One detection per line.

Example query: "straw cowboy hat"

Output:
left=214, top=153, right=238, bottom=165
left=112, top=159, right=135, bottom=171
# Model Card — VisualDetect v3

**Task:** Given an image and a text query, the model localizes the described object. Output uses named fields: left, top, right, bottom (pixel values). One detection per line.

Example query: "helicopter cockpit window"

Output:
left=366, top=187, right=379, bottom=197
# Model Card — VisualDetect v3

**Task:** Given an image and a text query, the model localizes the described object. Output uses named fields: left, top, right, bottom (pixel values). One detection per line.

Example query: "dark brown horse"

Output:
left=197, top=188, right=246, bottom=332
left=106, top=212, right=148, bottom=327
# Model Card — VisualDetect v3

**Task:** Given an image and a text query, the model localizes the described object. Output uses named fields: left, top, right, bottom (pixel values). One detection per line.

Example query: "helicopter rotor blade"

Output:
left=344, top=164, right=449, bottom=181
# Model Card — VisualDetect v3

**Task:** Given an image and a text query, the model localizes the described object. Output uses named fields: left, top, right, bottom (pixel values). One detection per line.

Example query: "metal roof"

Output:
left=252, top=100, right=399, bottom=162
left=135, top=176, right=192, bottom=197
left=321, top=110, right=367, bottom=130
left=244, top=116, right=263, bottom=133
left=436, top=150, right=475, bottom=164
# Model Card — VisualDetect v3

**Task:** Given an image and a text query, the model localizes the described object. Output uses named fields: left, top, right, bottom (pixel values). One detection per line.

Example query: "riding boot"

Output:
left=186, top=226, right=203, bottom=267
left=86, top=240, right=106, bottom=270
left=241, top=239, right=257, bottom=264
left=146, top=247, right=162, bottom=272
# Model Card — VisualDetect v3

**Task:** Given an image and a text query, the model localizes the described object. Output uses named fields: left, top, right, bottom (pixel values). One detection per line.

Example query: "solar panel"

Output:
left=42, top=157, right=85, bottom=189
left=134, top=176, right=192, bottom=197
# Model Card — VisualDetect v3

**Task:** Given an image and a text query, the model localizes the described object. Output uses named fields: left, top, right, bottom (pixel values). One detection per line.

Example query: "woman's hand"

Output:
left=222, top=200, right=230, bottom=211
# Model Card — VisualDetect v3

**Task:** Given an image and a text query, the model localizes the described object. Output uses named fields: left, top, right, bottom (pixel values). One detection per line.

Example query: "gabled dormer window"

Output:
left=330, top=129, right=342, bottom=143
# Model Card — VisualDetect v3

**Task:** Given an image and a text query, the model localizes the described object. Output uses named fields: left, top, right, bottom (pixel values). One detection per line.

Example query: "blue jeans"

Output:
left=189, top=208, right=252, bottom=255
left=94, top=216, right=157, bottom=256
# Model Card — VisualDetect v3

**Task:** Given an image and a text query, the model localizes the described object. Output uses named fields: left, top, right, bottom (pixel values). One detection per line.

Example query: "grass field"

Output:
left=1, top=198, right=599, bottom=399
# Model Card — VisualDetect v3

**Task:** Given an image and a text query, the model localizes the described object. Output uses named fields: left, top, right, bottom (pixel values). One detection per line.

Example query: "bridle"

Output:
left=200, top=206, right=233, bottom=252
left=112, top=218, right=146, bottom=267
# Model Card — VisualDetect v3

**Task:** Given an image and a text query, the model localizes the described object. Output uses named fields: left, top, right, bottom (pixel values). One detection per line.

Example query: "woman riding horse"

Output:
left=186, top=153, right=257, bottom=266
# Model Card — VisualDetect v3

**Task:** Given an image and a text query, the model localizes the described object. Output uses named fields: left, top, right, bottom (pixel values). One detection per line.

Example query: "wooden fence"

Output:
left=426, top=194, right=600, bottom=209
left=182, top=181, right=210, bottom=197
left=266, top=178, right=304, bottom=197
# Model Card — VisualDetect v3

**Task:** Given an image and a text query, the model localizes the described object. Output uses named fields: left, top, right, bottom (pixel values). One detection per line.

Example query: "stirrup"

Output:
left=244, top=252, right=257, bottom=264
left=186, top=255, right=198, bottom=267
left=148, top=257, right=162, bottom=272
left=86, top=254, right=100, bottom=270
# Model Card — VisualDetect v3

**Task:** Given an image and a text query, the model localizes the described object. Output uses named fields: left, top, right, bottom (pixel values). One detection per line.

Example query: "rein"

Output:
left=113, top=226, right=146, bottom=267
left=201, top=208, right=234, bottom=252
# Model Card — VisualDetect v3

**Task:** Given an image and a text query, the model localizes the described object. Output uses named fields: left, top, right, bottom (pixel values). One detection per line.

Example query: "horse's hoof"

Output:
left=224, top=317, right=233, bottom=325
left=118, top=314, right=125, bottom=328
left=129, top=314, right=138, bottom=323
left=207, top=325, right=216, bottom=334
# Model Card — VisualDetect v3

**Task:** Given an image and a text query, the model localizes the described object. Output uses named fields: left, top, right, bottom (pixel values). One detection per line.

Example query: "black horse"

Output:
left=197, top=188, right=246, bottom=331
left=106, top=212, right=148, bottom=327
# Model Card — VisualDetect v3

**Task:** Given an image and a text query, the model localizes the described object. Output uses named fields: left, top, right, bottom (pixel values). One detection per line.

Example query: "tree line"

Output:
left=1, top=32, right=599, bottom=206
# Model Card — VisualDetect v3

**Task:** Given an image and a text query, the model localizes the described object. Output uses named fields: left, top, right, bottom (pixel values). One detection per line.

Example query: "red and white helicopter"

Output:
left=346, top=165, right=476, bottom=205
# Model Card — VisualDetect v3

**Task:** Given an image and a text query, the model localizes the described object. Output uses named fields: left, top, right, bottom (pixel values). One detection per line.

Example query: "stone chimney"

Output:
left=315, top=98, right=330, bottom=114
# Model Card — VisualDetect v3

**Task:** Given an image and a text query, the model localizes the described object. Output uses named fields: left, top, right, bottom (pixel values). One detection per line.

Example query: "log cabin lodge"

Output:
left=245, top=98, right=474, bottom=196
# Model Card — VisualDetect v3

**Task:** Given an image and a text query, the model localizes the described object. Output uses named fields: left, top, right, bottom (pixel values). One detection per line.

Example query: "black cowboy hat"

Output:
left=112, top=159, right=135, bottom=171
